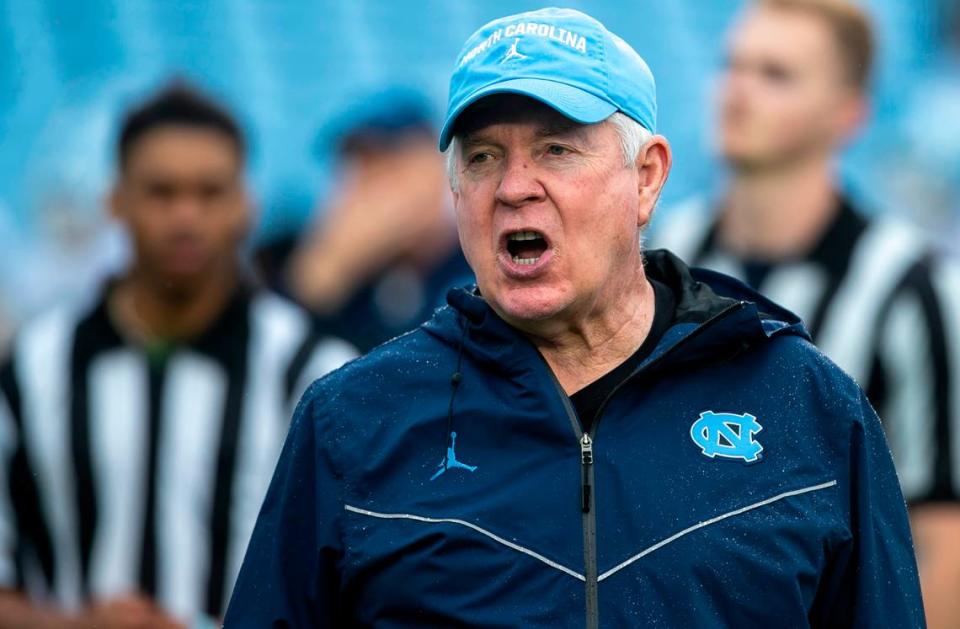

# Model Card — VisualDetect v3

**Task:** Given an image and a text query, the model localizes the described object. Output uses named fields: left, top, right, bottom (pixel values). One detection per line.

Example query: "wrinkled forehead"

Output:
left=453, top=94, right=590, bottom=145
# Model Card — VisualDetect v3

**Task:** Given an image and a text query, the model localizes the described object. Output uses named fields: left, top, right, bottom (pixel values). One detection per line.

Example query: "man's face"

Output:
left=113, top=126, right=248, bottom=293
left=452, top=97, right=649, bottom=328
left=718, top=6, right=863, bottom=169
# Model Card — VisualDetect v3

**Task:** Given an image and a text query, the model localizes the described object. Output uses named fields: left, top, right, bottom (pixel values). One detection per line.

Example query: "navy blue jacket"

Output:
left=225, top=250, right=924, bottom=628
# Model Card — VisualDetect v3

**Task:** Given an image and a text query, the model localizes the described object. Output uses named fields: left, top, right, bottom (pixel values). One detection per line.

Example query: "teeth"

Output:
left=508, top=231, right=542, bottom=241
left=512, top=256, right=539, bottom=265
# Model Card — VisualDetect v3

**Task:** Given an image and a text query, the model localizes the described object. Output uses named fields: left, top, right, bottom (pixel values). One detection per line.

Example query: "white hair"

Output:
left=445, top=111, right=653, bottom=190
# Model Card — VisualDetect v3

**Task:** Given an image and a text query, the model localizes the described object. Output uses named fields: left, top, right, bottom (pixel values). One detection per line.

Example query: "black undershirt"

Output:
left=569, top=279, right=676, bottom=434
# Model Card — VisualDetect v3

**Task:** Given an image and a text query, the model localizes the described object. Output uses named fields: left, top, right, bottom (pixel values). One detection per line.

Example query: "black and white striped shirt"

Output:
left=0, top=285, right=355, bottom=623
left=653, top=196, right=960, bottom=505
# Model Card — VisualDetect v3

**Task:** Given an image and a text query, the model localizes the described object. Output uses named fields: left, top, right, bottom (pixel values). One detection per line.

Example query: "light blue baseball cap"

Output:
left=438, top=7, right=657, bottom=151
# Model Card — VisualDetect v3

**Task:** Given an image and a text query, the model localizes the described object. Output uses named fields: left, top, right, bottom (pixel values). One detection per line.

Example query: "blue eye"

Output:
left=468, top=152, right=491, bottom=164
left=547, top=145, right=569, bottom=156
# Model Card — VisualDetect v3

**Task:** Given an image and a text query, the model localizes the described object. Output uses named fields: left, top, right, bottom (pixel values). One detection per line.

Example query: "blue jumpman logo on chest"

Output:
left=430, top=431, right=477, bottom=481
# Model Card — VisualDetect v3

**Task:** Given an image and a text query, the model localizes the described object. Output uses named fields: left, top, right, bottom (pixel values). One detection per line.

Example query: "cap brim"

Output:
left=438, top=78, right=618, bottom=151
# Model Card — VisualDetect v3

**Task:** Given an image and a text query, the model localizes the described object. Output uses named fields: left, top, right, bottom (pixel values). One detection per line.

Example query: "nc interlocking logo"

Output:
left=689, top=411, right=764, bottom=463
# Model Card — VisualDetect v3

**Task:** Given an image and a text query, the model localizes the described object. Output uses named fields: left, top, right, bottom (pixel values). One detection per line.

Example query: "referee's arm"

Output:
left=0, top=361, right=165, bottom=628
left=868, top=257, right=960, bottom=628
left=0, top=359, right=78, bottom=628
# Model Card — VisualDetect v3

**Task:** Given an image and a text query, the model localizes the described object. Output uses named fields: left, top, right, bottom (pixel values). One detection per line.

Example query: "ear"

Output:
left=236, top=186, right=254, bottom=241
left=635, top=135, right=672, bottom=229
left=833, top=90, right=868, bottom=145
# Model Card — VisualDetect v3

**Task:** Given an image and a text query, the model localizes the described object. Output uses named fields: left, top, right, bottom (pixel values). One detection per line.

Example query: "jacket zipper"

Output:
left=550, top=379, right=599, bottom=629
left=581, top=433, right=593, bottom=513
left=581, top=430, right=598, bottom=629
left=547, top=300, right=747, bottom=629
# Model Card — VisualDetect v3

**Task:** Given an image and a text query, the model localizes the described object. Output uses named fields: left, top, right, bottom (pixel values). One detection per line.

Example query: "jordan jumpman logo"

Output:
left=430, top=431, right=477, bottom=481
left=501, top=38, right=528, bottom=63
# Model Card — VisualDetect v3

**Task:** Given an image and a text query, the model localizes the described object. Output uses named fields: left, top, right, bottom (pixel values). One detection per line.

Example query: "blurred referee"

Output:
left=654, top=0, right=960, bottom=624
left=0, top=83, right=355, bottom=628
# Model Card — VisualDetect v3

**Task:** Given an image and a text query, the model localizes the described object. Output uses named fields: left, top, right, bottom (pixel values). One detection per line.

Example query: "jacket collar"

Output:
left=423, top=249, right=809, bottom=376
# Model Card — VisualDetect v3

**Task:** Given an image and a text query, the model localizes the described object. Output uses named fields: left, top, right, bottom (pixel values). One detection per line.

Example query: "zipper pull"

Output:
left=581, top=433, right=593, bottom=513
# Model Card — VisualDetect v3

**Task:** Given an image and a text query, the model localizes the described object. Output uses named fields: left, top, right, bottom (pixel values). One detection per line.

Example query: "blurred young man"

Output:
left=653, top=1, right=960, bottom=624
left=0, top=84, right=354, bottom=628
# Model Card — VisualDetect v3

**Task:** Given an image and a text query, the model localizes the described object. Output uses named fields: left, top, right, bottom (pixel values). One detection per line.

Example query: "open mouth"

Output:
left=505, top=230, right=549, bottom=266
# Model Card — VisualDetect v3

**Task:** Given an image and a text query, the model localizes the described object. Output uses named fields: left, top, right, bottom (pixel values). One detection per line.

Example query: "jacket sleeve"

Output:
left=812, top=389, right=926, bottom=628
left=224, top=382, right=345, bottom=627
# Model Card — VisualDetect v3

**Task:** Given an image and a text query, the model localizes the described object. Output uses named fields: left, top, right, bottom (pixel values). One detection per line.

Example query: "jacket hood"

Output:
left=423, top=249, right=809, bottom=377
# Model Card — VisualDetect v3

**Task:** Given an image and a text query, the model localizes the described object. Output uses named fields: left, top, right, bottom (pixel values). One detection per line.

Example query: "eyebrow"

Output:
left=460, top=120, right=590, bottom=148
left=534, top=120, right=588, bottom=140
left=459, top=132, right=493, bottom=148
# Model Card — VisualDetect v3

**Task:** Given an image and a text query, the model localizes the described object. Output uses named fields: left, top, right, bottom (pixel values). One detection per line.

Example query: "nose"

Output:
left=723, top=62, right=760, bottom=102
left=168, top=190, right=207, bottom=224
left=494, top=154, right=546, bottom=208
left=718, top=72, right=753, bottom=120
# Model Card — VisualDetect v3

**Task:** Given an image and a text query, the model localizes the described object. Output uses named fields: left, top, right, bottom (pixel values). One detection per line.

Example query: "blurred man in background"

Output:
left=0, top=83, right=354, bottom=628
left=265, top=88, right=473, bottom=352
left=653, top=1, right=960, bottom=624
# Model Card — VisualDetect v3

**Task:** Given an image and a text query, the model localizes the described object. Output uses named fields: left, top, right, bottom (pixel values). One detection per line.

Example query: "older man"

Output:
left=225, top=8, right=923, bottom=628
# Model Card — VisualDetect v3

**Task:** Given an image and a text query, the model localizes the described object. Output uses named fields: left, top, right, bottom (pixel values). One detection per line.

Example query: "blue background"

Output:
left=0, top=0, right=956, bottom=325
